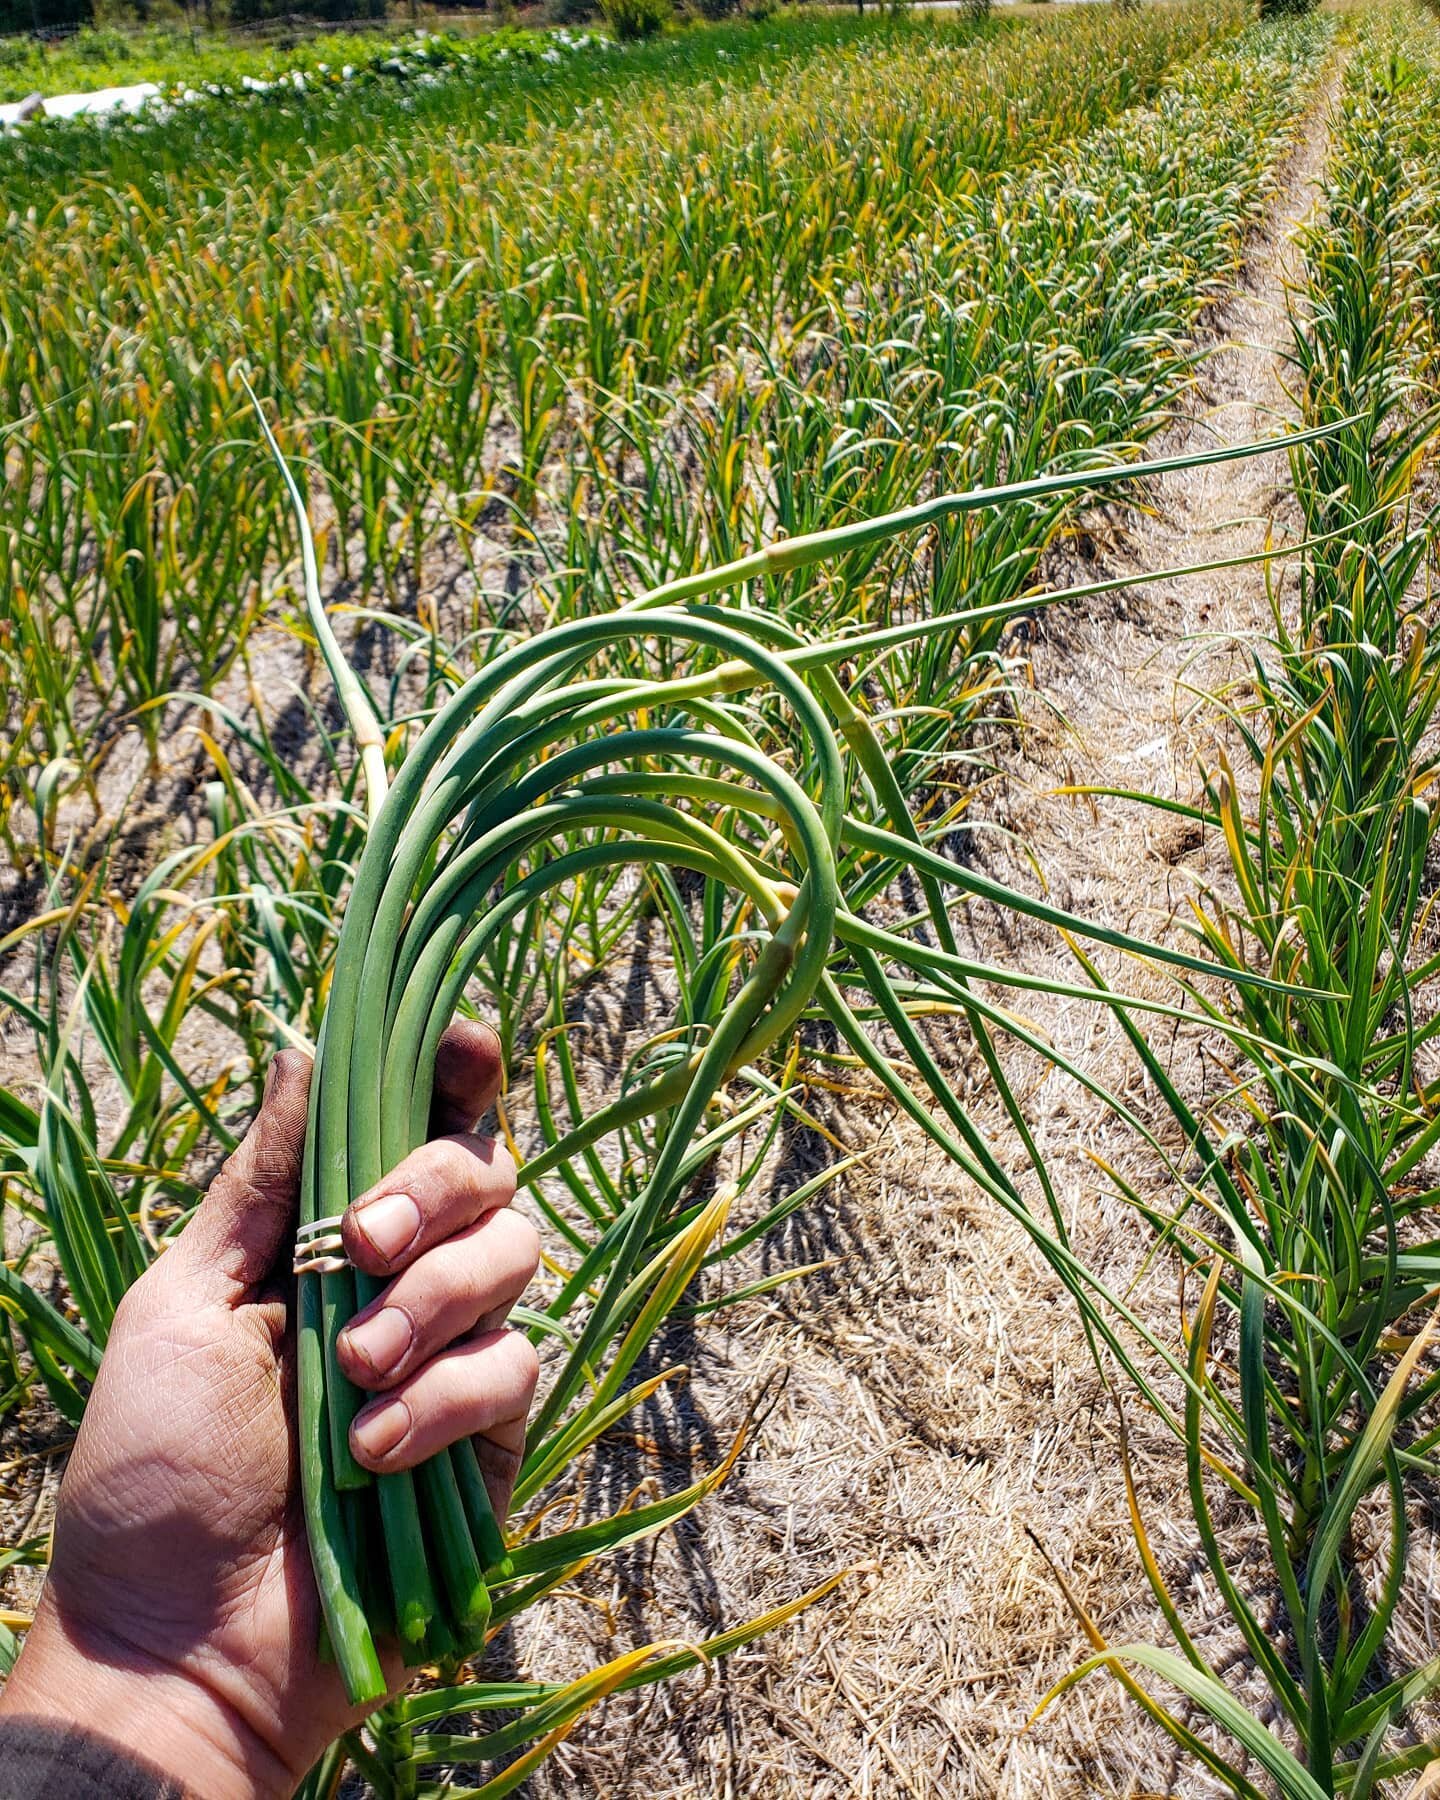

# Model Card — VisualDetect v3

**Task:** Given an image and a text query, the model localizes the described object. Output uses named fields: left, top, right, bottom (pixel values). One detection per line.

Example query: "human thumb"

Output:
left=160, top=1049, right=313, bottom=1306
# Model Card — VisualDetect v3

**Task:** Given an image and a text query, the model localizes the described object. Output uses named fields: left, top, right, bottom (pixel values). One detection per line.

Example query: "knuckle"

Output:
left=490, top=1209, right=541, bottom=1277
left=465, top=1134, right=516, bottom=1194
left=426, top=1134, right=515, bottom=1204
left=503, top=1329, right=541, bottom=1396
left=225, top=1134, right=298, bottom=1204
left=215, top=1164, right=266, bottom=1218
left=432, top=1135, right=485, bottom=1193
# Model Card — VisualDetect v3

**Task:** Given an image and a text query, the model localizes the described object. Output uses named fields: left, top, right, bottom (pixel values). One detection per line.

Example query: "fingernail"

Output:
left=350, top=1192, right=421, bottom=1265
left=353, top=1396, right=411, bottom=1461
left=341, top=1306, right=413, bottom=1380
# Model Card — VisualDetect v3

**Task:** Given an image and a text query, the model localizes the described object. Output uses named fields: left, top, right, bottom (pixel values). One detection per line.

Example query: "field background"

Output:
left=4, top=0, right=1440, bottom=1794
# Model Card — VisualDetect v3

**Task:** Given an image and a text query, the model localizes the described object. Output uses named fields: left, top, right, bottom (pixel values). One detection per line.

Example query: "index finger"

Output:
left=431, top=1018, right=504, bottom=1138
left=341, top=1133, right=517, bottom=1278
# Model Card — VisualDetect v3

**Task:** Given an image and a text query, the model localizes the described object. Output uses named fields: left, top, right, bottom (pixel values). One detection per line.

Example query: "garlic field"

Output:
left=3, top=1, right=1440, bottom=1793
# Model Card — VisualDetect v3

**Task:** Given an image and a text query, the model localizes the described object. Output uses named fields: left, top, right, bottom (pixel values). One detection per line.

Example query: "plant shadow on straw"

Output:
left=540, top=924, right=861, bottom=1622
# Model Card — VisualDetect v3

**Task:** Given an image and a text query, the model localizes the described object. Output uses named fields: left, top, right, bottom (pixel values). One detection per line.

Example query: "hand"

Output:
left=0, top=1023, right=541, bottom=1799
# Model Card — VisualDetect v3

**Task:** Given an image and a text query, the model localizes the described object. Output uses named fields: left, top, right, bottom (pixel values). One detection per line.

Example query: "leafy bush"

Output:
left=73, top=26, right=133, bottom=63
left=601, top=0, right=669, bottom=35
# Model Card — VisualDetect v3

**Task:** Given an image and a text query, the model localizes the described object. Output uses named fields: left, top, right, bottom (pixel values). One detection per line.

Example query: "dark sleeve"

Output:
left=0, top=1719, right=186, bottom=1799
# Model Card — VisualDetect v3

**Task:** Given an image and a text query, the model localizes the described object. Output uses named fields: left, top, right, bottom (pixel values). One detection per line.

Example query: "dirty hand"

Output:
left=0, top=1022, right=540, bottom=1799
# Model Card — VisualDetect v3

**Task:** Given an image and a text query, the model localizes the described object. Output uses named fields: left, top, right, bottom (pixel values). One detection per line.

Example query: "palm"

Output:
left=50, top=1282, right=363, bottom=1760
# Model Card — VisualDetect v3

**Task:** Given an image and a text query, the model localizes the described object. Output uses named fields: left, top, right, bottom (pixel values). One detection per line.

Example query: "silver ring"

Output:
left=293, top=1213, right=349, bottom=1276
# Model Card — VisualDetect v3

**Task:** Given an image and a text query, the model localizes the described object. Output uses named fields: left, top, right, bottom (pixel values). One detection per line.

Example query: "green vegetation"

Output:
left=0, top=0, right=1244, bottom=811
left=1042, top=9, right=1440, bottom=1792
left=0, top=22, right=424, bottom=105
left=10, top=2, right=1440, bottom=1794
left=599, top=0, right=670, bottom=38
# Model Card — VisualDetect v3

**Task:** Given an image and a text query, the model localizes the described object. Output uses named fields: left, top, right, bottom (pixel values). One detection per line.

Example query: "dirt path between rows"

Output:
left=526, top=46, right=1346, bottom=1800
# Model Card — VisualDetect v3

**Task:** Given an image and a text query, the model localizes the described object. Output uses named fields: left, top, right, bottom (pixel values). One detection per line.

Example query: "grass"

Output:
left=0, top=20, right=530, bottom=107
left=11, top=3, right=1431, bottom=1794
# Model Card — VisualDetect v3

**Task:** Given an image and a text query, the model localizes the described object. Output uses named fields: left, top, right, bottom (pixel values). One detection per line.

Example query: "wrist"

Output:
left=0, top=1597, right=299, bottom=1800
